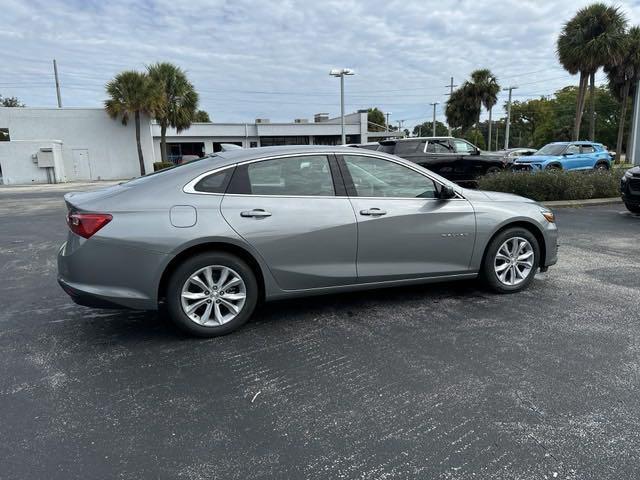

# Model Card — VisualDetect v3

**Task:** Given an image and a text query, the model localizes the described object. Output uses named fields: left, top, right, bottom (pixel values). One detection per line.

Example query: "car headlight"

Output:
left=541, top=209, right=555, bottom=223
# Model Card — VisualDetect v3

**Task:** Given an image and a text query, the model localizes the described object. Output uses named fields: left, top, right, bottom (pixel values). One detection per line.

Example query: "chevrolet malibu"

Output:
left=58, top=146, right=558, bottom=337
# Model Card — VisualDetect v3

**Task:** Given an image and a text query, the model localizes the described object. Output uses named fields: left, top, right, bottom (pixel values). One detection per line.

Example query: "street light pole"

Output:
left=444, top=77, right=457, bottom=136
left=330, top=68, right=355, bottom=145
left=503, top=86, right=518, bottom=150
left=385, top=112, right=391, bottom=132
left=429, top=102, right=439, bottom=137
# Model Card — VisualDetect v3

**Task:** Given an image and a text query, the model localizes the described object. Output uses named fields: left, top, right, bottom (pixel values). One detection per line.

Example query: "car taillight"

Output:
left=66, top=212, right=112, bottom=239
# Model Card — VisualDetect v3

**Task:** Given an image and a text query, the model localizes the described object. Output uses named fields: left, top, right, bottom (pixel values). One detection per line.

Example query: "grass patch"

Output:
left=477, top=170, right=621, bottom=202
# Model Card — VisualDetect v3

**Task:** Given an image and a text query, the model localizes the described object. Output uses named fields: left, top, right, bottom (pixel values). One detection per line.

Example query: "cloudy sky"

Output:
left=2, top=0, right=640, bottom=130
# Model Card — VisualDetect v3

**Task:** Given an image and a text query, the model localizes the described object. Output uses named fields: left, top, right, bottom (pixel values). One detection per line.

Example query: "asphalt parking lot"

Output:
left=1, top=184, right=639, bottom=480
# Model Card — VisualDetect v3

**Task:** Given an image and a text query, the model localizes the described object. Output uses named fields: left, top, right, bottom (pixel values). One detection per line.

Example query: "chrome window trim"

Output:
left=183, top=151, right=465, bottom=200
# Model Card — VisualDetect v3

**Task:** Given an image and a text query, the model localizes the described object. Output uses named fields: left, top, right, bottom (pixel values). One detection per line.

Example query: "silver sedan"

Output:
left=58, top=146, right=558, bottom=336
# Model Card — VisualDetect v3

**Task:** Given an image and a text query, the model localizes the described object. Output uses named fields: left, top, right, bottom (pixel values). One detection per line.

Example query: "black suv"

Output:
left=371, top=137, right=504, bottom=185
left=621, top=165, right=640, bottom=214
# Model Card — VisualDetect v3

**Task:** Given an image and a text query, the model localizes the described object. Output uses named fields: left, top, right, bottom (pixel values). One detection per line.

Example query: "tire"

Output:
left=594, top=162, right=609, bottom=171
left=625, top=202, right=640, bottom=214
left=545, top=164, right=562, bottom=171
left=481, top=227, right=540, bottom=293
left=166, top=252, right=258, bottom=337
left=485, top=166, right=502, bottom=175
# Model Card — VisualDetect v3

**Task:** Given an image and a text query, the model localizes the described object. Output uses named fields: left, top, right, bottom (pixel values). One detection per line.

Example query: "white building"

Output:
left=0, top=107, right=400, bottom=185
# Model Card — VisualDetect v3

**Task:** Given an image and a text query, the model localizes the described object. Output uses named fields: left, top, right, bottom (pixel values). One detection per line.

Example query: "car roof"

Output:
left=548, top=141, right=602, bottom=146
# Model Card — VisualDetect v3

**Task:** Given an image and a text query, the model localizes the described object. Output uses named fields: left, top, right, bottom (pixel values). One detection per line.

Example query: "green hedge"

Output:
left=153, top=161, right=174, bottom=171
left=477, top=170, right=621, bottom=202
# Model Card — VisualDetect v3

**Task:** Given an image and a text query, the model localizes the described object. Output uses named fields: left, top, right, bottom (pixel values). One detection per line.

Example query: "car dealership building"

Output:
left=0, top=107, right=401, bottom=185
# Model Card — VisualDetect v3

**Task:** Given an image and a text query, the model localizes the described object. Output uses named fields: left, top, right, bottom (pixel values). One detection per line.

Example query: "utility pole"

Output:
left=630, top=79, right=640, bottom=165
left=53, top=59, right=62, bottom=108
left=429, top=102, right=439, bottom=137
left=444, top=77, right=457, bottom=136
left=503, top=86, right=518, bottom=150
left=397, top=120, right=405, bottom=136
left=385, top=111, right=392, bottom=132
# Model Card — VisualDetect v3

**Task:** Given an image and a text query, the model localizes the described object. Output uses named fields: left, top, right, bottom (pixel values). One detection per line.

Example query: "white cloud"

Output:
left=1, top=0, right=640, bottom=128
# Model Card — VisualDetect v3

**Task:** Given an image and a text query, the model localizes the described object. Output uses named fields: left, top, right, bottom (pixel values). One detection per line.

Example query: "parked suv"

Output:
left=511, top=141, right=612, bottom=171
left=621, top=165, right=640, bottom=214
left=374, top=137, right=504, bottom=184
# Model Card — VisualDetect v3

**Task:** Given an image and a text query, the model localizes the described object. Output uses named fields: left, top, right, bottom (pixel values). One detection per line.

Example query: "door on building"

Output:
left=71, top=149, right=91, bottom=180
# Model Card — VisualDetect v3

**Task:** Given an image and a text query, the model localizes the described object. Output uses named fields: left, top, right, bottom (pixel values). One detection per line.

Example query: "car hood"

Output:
left=513, top=155, right=559, bottom=163
left=461, top=188, right=536, bottom=204
left=626, top=165, right=640, bottom=176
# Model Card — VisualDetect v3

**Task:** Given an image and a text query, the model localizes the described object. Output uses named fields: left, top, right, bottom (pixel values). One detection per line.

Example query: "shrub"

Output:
left=476, top=170, right=620, bottom=201
left=153, top=161, right=174, bottom=171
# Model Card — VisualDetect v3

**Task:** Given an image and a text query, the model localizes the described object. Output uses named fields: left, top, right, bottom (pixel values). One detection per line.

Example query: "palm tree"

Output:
left=557, top=3, right=628, bottom=141
left=147, top=62, right=199, bottom=163
left=105, top=71, right=161, bottom=176
left=194, top=110, right=211, bottom=122
left=606, top=26, right=640, bottom=163
left=470, top=69, right=500, bottom=150
left=445, top=82, right=480, bottom=134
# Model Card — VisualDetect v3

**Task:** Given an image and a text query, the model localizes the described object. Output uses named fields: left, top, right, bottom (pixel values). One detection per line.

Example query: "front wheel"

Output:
left=166, top=252, right=258, bottom=337
left=594, top=162, right=609, bottom=171
left=481, top=228, right=540, bottom=293
left=625, top=202, right=640, bottom=214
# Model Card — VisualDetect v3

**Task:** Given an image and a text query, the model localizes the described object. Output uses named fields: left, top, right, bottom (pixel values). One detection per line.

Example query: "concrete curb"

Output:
left=543, top=197, right=622, bottom=208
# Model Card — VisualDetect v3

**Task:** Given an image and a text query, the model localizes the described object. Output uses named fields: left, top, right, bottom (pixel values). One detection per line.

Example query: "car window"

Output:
left=194, top=167, right=235, bottom=193
left=343, top=155, right=437, bottom=198
left=566, top=144, right=580, bottom=155
left=452, top=139, right=475, bottom=154
left=581, top=145, right=596, bottom=154
left=393, top=140, right=424, bottom=155
left=426, top=140, right=454, bottom=154
left=535, top=144, right=567, bottom=156
left=230, top=155, right=335, bottom=196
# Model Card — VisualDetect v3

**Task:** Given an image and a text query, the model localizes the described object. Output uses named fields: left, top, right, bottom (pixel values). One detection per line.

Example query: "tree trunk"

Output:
left=573, top=72, right=588, bottom=141
left=135, top=110, right=146, bottom=176
left=616, top=80, right=630, bottom=164
left=487, top=108, right=492, bottom=151
left=588, top=72, right=596, bottom=141
left=160, top=123, right=167, bottom=163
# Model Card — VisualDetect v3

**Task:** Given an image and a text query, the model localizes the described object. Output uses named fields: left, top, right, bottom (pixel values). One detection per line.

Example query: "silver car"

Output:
left=58, top=146, right=558, bottom=336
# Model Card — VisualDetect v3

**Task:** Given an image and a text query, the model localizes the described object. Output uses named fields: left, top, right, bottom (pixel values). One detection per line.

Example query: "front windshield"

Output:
left=535, top=144, right=566, bottom=156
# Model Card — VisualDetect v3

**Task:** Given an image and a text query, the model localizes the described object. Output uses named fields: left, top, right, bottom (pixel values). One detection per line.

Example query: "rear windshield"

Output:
left=535, top=144, right=566, bottom=156
left=123, top=155, right=216, bottom=186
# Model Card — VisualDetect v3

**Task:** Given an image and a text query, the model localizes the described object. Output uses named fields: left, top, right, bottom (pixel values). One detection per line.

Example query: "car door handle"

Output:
left=360, top=208, right=387, bottom=216
left=241, top=209, right=272, bottom=218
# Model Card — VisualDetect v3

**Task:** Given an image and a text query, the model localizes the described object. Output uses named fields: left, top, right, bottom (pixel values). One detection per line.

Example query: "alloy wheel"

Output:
left=180, top=265, right=247, bottom=326
left=493, top=237, right=535, bottom=286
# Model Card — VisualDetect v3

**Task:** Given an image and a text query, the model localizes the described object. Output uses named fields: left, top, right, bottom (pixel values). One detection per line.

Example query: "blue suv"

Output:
left=512, top=141, right=612, bottom=171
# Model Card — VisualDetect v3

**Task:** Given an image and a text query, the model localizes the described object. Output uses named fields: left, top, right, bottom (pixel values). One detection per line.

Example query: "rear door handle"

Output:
left=240, top=209, right=272, bottom=218
left=360, top=208, right=387, bottom=216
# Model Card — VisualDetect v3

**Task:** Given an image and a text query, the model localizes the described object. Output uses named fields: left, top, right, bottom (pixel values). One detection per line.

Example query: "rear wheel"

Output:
left=482, top=227, right=540, bottom=293
left=166, top=252, right=258, bottom=337
left=545, top=164, right=562, bottom=171
left=485, top=166, right=502, bottom=175
left=625, top=202, right=640, bottom=214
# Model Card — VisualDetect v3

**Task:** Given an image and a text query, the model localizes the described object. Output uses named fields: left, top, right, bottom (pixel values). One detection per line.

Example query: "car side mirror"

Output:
left=439, top=185, right=456, bottom=199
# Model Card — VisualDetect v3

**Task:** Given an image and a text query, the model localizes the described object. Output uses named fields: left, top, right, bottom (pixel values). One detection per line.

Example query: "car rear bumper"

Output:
left=57, top=237, right=168, bottom=311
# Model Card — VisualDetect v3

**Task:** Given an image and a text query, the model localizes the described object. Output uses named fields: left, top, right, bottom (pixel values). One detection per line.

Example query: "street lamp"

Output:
left=330, top=68, right=355, bottom=144
left=385, top=111, right=392, bottom=132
